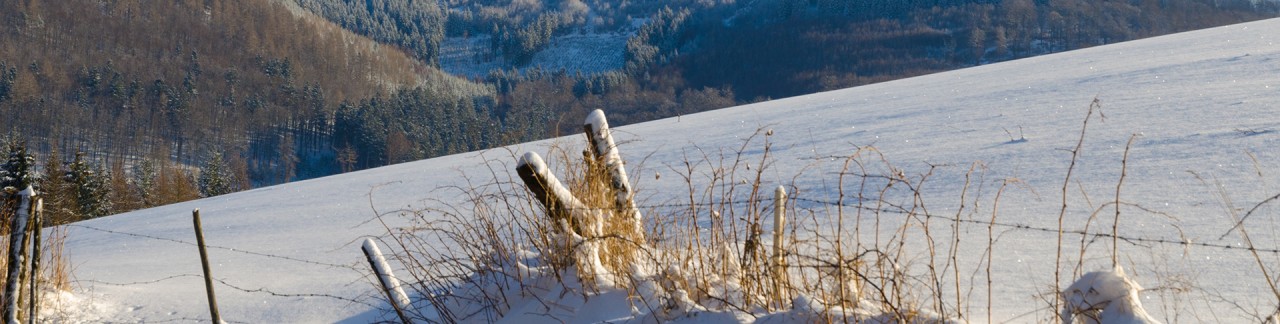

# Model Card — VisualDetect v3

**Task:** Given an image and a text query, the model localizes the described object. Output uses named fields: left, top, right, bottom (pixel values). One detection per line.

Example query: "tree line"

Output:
left=2, top=138, right=208, bottom=225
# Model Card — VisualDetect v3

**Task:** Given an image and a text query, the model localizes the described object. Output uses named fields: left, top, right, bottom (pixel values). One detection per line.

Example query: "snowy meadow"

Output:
left=57, top=18, right=1280, bottom=322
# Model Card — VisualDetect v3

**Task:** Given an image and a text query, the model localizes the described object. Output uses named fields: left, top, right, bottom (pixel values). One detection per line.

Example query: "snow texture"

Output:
left=56, top=18, right=1280, bottom=322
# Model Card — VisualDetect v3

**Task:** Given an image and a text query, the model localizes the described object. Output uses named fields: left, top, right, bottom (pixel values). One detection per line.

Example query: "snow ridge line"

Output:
left=66, top=224, right=362, bottom=270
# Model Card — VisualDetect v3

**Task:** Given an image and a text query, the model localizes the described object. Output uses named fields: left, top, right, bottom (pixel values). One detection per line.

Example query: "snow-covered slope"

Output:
left=64, top=18, right=1280, bottom=322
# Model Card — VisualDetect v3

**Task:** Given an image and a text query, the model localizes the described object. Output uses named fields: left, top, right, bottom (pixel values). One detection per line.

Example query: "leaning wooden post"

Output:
left=361, top=239, right=412, bottom=324
left=3, top=186, right=36, bottom=323
left=192, top=209, right=222, bottom=324
left=515, top=152, right=593, bottom=234
left=26, top=199, right=42, bottom=324
left=771, top=186, right=788, bottom=307
left=515, top=152, right=610, bottom=286
left=516, top=152, right=571, bottom=226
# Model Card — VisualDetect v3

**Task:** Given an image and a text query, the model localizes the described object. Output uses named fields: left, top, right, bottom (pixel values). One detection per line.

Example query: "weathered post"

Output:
left=361, top=239, right=412, bottom=324
left=3, top=186, right=35, bottom=323
left=517, top=152, right=571, bottom=226
left=515, top=152, right=610, bottom=286
left=583, top=110, right=643, bottom=231
left=771, top=186, right=788, bottom=307
left=26, top=199, right=42, bottom=324
left=192, top=209, right=222, bottom=324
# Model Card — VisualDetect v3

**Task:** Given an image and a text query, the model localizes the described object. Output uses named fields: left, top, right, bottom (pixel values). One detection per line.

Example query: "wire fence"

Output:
left=532, top=195, right=1280, bottom=255
left=64, top=223, right=374, bottom=309
left=62, top=189, right=1280, bottom=284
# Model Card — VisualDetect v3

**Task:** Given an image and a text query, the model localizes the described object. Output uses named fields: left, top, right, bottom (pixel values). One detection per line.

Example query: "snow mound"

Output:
left=1061, top=266, right=1160, bottom=324
left=39, top=289, right=115, bottom=323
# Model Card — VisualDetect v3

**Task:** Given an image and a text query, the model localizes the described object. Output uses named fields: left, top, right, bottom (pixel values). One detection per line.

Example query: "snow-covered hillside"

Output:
left=63, top=18, right=1280, bottom=322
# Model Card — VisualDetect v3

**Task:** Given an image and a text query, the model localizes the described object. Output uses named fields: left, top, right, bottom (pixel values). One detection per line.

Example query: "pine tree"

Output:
left=0, top=139, right=36, bottom=190
left=67, top=153, right=111, bottom=218
left=91, top=162, right=114, bottom=215
left=132, top=158, right=158, bottom=207
left=198, top=151, right=231, bottom=197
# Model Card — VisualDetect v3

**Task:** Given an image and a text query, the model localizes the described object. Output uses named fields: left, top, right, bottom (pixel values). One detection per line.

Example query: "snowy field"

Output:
left=62, top=18, right=1280, bottom=322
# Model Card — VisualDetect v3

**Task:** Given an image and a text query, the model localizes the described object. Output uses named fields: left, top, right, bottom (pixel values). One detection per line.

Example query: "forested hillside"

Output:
left=297, top=0, right=1276, bottom=136
left=676, top=0, right=1280, bottom=100
left=294, top=0, right=447, bottom=65
left=0, top=0, right=504, bottom=223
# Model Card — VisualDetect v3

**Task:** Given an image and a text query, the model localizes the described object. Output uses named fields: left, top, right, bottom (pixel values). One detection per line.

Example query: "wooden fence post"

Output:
left=583, top=109, right=643, bottom=228
left=772, top=186, right=788, bottom=307
left=361, top=239, right=412, bottom=324
left=26, top=199, right=41, bottom=324
left=3, top=186, right=35, bottom=323
left=192, top=209, right=222, bottom=324
left=515, top=152, right=592, bottom=232
left=515, top=152, right=610, bottom=286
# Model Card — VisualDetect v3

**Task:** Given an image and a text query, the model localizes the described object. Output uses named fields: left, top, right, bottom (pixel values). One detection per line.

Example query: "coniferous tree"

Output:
left=132, top=158, right=158, bottom=207
left=198, top=151, right=232, bottom=197
left=67, top=153, right=111, bottom=218
left=0, top=139, right=36, bottom=190
left=93, top=162, right=115, bottom=215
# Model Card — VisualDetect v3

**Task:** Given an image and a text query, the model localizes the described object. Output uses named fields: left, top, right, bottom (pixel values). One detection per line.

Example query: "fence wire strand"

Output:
left=532, top=195, right=1280, bottom=255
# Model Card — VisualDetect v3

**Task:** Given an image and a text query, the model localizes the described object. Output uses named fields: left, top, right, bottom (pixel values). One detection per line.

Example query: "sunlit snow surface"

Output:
left=64, top=18, right=1280, bottom=322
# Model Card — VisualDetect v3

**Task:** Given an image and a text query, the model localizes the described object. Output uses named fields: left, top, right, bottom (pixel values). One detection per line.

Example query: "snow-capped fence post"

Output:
left=583, top=109, right=643, bottom=236
left=25, top=199, right=42, bottom=324
left=192, top=209, right=222, bottom=324
left=771, top=186, right=788, bottom=308
left=361, top=239, right=412, bottom=324
left=517, top=152, right=565, bottom=224
left=515, top=152, right=611, bottom=286
left=516, top=152, right=591, bottom=234
left=2, top=186, right=35, bottom=323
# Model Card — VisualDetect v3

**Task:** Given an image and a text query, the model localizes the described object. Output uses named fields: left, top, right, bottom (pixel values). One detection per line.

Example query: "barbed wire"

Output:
left=790, top=197, right=1280, bottom=254
left=67, top=224, right=363, bottom=270
left=525, top=195, right=1280, bottom=255
left=63, top=191, right=1279, bottom=279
